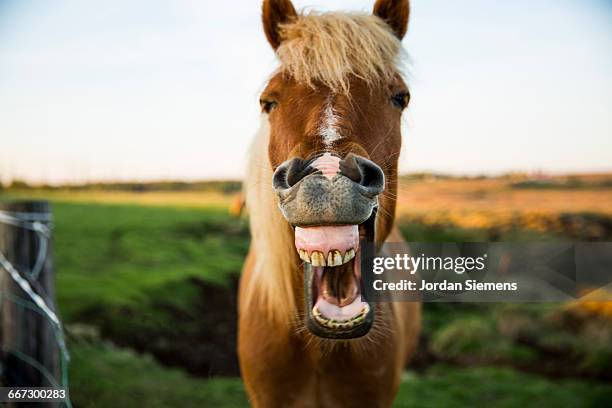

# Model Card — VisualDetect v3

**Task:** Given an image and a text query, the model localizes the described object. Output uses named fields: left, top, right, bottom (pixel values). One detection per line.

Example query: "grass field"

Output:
left=69, top=342, right=611, bottom=408
left=2, top=176, right=611, bottom=407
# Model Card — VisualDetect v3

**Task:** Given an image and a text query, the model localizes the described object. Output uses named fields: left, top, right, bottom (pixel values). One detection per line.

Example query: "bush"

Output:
left=431, top=317, right=497, bottom=361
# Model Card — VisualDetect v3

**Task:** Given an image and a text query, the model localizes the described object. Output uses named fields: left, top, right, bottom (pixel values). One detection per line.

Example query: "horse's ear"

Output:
left=373, top=0, right=410, bottom=39
left=262, top=0, right=297, bottom=50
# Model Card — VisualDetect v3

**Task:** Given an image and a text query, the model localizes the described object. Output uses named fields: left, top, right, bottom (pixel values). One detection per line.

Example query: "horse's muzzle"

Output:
left=272, top=153, right=384, bottom=227
left=272, top=153, right=384, bottom=339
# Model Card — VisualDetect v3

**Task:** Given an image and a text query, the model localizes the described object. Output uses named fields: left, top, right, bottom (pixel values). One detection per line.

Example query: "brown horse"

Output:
left=239, top=0, right=421, bottom=406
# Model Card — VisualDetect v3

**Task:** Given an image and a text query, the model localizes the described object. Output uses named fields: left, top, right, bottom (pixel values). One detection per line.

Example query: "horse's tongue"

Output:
left=294, top=225, right=359, bottom=255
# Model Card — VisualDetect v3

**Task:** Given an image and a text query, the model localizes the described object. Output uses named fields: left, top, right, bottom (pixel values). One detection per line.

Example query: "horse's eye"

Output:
left=260, top=99, right=278, bottom=113
left=391, top=92, right=410, bottom=110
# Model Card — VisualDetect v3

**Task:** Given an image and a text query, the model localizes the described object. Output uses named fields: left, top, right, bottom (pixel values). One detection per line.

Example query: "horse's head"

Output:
left=260, top=0, right=410, bottom=339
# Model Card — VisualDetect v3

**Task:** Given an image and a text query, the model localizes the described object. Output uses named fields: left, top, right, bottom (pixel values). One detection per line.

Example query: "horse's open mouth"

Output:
left=295, top=213, right=375, bottom=339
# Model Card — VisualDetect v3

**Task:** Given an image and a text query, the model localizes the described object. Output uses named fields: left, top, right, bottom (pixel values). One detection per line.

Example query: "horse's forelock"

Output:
left=276, top=12, right=404, bottom=94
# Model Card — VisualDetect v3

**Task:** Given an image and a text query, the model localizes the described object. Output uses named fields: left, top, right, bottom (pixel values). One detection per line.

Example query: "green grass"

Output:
left=398, top=219, right=563, bottom=242
left=423, top=303, right=612, bottom=378
left=69, top=342, right=611, bottom=408
left=395, top=365, right=611, bottom=408
left=49, top=202, right=248, bottom=321
left=69, top=342, right=248, bottom=408
left=47, top=201, right=247, bottom=376
left=1, top=196, right=609, bottom=406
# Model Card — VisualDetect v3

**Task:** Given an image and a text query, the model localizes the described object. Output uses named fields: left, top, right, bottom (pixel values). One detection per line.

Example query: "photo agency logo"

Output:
left=360, top=243, right=612, bottom=302
left=372, top=251, right=488, bottom=275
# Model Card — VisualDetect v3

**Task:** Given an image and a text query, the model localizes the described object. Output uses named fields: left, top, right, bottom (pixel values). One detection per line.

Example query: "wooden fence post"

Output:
left=0, top=201, right=60, bottom=391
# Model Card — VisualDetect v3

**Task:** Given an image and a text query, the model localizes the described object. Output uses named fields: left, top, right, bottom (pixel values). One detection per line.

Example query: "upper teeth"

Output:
left=298, top=248, right=355, bottom=266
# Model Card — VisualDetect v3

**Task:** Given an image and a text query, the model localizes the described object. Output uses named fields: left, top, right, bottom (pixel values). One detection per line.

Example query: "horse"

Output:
left=238, top=1, right=421, bottom=406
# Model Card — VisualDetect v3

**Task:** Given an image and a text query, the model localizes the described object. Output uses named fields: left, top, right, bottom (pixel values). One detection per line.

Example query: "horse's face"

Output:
left=261, top=0, right=410, bottom=339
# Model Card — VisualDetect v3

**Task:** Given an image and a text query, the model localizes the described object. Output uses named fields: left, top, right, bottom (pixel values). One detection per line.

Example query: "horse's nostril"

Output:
left=339, top=154, right=385, bottom=196
left=272, top=157, right=318, bottom=191
left=273, top=154, right=384, bottom=198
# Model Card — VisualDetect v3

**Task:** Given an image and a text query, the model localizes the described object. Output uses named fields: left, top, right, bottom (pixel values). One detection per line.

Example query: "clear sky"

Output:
left=1, top=0, right=611, bottom=184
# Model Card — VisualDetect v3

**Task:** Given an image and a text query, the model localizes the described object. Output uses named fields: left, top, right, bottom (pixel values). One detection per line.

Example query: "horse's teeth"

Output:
left=313, top=303, right=371, bottom=329
left=298, top=249, right=311, bottom=263
left=333, top=250, right=343, bottom=265
left=344, top=248, right=355, bottom=263
left=311, top=251, right=326, bottom=266
left=327, top=250, right=343, bottom=266
left=296, top=247, right=357, bottom=266
left=316, top=316, right=329, bottom=325
left=361, top=304, right=370, bottom=315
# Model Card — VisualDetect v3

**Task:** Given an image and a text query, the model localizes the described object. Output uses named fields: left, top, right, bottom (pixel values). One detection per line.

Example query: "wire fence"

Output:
left=0, top=209, right=72, bottom=407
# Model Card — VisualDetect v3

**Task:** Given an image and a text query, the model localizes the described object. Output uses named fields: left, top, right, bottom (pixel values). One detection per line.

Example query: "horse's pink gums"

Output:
left=294, top=225, right=359, bottom=255
left=311, top=153, right=340, bottom=180
left=315, top=292, right=366, bottom=320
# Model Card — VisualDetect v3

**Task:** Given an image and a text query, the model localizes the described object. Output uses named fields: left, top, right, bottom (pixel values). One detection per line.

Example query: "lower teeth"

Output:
left=312, top=304, right=370, bottom=329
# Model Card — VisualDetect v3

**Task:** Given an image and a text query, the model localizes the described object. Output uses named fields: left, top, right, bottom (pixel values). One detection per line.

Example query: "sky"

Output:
left=0, top=0, right=611, bottom=184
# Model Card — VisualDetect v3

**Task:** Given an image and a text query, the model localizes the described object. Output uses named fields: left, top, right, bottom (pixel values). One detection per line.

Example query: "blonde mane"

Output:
left=243, top=117, right=300, bottom=325
left=277, top=12, right=403, bottom=94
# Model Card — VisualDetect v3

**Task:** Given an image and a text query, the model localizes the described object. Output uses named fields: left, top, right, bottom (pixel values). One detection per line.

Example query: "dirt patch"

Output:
left=78, top=276, right=241, bottom=377
left=150, top=276, right=241, bottom=377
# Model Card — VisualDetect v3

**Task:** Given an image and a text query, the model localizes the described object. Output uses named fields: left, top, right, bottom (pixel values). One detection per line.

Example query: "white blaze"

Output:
left=319, top=98, right=342, bottom=148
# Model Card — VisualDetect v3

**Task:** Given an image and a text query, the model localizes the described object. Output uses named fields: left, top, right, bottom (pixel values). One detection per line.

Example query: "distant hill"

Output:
left=3, top=180, right=242, bottom=194
left=3, top=172, right=610, bottom=193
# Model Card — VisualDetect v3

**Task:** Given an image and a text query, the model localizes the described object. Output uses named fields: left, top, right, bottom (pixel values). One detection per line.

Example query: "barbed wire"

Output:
left=0, top=209, right=72, bottom=408
left=0, top=211, right=52, bottom=281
